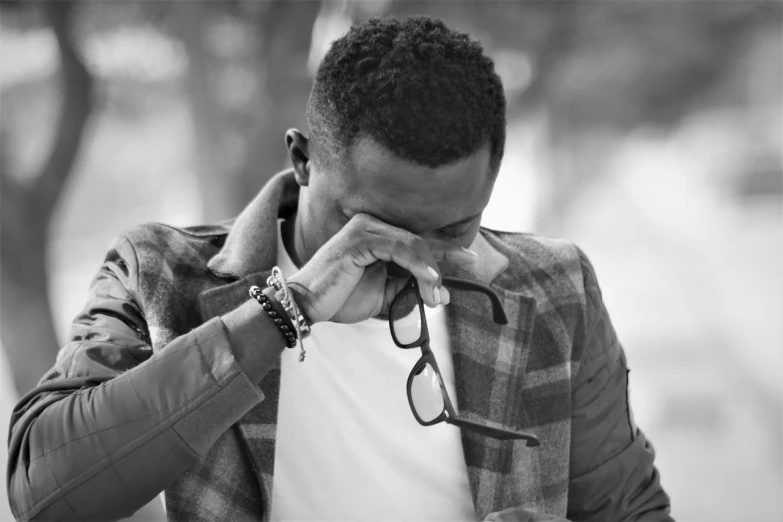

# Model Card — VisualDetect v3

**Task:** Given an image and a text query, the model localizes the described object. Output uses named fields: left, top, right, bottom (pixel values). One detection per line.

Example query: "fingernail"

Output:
left=441, top=286, right=451, bottom=305
left=462, top=247, right=479, bottom=257
left=433, top=286, right=441, bottom=304
left=427, top=266, right=439, bottom=279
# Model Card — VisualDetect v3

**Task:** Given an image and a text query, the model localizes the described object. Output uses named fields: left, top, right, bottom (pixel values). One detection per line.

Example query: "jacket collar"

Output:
left=207, top=169, right=299, bottom=280
left=206, top=168, right=510, bottom=285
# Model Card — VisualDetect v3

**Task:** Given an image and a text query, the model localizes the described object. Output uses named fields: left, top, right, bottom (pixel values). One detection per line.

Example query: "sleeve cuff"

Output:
left=220, top=298, right=288, bottom=384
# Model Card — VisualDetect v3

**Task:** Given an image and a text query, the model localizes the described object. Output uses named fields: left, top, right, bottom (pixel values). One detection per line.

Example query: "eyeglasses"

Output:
left=389, top=276, right=540, bottom=446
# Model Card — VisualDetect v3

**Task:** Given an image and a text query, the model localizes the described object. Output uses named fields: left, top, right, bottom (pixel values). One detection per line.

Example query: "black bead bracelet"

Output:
left=249, top=285, right=298, bottom=348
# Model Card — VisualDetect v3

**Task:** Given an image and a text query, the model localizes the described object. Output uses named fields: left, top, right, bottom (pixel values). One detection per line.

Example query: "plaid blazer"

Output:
left=7, top=170, right=671, bottom=521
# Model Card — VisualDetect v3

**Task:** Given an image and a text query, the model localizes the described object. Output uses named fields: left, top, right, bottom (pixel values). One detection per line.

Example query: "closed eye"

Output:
left=439, top=227, right=470, bottom=239
left=437, top=216, right=479, bottom=238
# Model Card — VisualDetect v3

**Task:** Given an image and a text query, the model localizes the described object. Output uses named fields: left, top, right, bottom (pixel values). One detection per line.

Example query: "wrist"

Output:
left=250, top=286, right=298, bottom=348
left=265, top=267, right=313, bottom=362
left=286, top=276, right=322, bottom=325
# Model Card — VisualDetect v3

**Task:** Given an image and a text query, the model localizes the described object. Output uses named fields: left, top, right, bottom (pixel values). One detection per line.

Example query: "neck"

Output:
left=281, top=211, right=306, bottom=269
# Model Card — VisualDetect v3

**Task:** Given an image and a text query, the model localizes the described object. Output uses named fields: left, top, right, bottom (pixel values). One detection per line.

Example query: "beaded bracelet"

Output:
left=266, top=267, right=310, bottom=362
left=267, top=267, right=311, bottom=340
left=249, top=285, right=297, bottom=349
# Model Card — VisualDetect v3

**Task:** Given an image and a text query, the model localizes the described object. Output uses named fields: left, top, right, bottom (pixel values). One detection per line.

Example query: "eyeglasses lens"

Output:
left=390, top=290, right=422, bottom=345
left=409, top=362, right=445, bottom=422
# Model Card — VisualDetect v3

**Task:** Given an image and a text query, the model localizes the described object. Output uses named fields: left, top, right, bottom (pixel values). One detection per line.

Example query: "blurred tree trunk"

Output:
left=0, top=1, right=94, bottom=396
left=237, top=0, right=322, bottom=202
left=176, top=0, right=321, bottom=222
left=175, top=1, right=237, bottom=223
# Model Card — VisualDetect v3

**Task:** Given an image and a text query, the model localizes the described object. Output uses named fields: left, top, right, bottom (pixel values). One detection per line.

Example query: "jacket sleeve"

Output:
left=566, top=249, right=674, bottom=522
left=6, top=236, right=286, bottom=522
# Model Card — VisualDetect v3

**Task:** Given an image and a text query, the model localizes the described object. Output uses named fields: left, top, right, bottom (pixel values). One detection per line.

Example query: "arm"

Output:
left=6, top=236, right=287, bottom=521
left=566, top=249, right=673, bottom=522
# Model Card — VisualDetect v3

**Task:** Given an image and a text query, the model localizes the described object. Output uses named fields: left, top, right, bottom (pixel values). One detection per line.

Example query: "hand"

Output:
left=484, top=508, right=570, bottom=522
left=287, top=213, right=478, bottom=324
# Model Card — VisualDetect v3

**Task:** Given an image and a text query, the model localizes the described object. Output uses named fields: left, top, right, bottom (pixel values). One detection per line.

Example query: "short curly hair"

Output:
left=307, top=16, right=506, bottom=171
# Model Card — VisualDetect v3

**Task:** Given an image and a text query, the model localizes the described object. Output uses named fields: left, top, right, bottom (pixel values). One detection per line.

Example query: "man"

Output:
left=7, top=16, right=672, bottom=522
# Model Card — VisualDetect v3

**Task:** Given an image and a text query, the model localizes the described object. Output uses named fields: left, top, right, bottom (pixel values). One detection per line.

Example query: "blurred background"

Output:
left=0, top=1, right=780, bottom=521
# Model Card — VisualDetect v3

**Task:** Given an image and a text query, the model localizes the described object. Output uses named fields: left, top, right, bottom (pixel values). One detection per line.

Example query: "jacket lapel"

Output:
left=207, top=169, right=299, bottom=279
left=444, top=235, right=542, bottom=519
left=197, top=169, right=300, bottom=521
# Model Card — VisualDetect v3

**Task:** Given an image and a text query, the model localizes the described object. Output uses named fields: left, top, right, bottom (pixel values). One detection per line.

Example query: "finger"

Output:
left=440, top=285, right=451, bottom=305
left=357, top=238, right=438, bottom=282
left=353, top=213, right=479, bottom=266
left=355, top=238, right=441, bottom=308
left=427, top=238, right=480, bottom=265
left=406, top=237, right=442, bottom=308
left=350, top=215, right=448, bottom=307
left=483, top=508, right=527, bottom=522
left=425, top=284, right=441, bottom=309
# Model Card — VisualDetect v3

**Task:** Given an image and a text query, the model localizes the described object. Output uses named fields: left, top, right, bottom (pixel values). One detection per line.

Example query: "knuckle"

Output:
left=352, top=213, right=377, bottom=229
left=392, top=238, right=408, bottom=254
left=344, top=216, right=360, bottom=231
left=345, top=226, right=361, bottom=243
left=344, top=221, right=366, bottom=242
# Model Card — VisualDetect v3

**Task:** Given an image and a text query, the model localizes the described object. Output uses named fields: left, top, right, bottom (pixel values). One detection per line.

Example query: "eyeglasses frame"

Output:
left=389, top=276, right=541, bottom=447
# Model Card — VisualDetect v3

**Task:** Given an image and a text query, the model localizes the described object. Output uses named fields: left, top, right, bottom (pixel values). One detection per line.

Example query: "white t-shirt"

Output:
left=270, top=222, right=476, bottom=521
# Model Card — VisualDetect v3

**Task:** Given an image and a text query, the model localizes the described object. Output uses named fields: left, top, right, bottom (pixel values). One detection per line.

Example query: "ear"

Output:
left=285, top=128, right=310, bottom=186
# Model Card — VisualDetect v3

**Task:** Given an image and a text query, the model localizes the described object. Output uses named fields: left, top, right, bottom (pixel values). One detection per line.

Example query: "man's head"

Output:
left=306, top=15, right=506, bottom=171
left=286, top=16, right=506, bottom=270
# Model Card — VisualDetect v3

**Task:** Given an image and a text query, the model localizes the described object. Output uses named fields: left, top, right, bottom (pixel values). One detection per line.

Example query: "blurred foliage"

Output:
left=4, top=0, right=778, bottom=130
left=1, top=0, right=94, bottom=396
left=381, top=0, right=782, bottom=129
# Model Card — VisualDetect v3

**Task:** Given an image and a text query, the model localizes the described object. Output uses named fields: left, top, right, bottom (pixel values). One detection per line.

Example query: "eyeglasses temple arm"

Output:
left=449, top=417, right=540, bottom=447
left=442, top=276, right=508, bottom=325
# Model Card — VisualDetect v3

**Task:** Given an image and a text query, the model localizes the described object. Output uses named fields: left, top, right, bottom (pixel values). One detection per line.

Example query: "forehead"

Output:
left=331, top=137, right=495, bottom=232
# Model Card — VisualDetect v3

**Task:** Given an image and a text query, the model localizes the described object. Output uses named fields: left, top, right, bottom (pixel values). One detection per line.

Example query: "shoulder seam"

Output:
left=144, top=222, right=230, bottom=239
